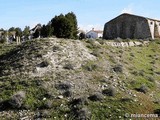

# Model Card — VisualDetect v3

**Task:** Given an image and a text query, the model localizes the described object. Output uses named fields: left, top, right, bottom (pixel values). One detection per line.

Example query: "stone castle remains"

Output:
left=103, top=13, right=160, bottom=40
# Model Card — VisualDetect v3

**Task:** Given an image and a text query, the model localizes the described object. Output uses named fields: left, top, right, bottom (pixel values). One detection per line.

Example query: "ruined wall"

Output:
left=103, top=14, right=152, bottom=39
left=154, top=21, right=160, bottom=38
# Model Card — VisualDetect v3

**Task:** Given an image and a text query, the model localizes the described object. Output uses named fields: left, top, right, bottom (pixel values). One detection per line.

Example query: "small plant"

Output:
left=44, top=100, right=53, bottom=109
left=53, top=45, right=61, bottom=52
left=154, top=109, right=160, bottom=117
left=0, top=38, right=6, bottom=44
left=139, top=70, right=145, bottom=76
left=9, top=91, right=26, bottom=109
left=102, top=86, right=116, bottom=96
left=147, top=76, right=155, bottom=83
left=130, top=53, right=135, bottom=57
left=76, top=107, right=91, bottom=120
left=121, top=97, right=133, bottom=102
left=83, top=62, right=98, bottom=71
left=88, top=92, right=104, bottom=101
left=112, top=64, right=123, bottom=73
left=70, top=97, right=88, bottom=107
left=55, top=82, right=71, bottom=90
left=63, top=90, right=72, bottom=97
left=136, top=84, right=148, bottom=94
left=38, top=60, right=50, bottom=68
left=63, top=63, right=74, bottom=70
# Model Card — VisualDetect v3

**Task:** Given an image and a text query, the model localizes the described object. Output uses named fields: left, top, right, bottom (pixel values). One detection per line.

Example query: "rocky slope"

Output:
left=0, top=38, right=160, bottom=119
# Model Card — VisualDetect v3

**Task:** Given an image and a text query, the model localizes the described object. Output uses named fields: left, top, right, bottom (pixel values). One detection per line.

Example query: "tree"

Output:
left=51, top=14, right=72, bottom=38
left=23, top=26, right=30, bottom=37
left=8, top=27, right=15, bottom=32
left=15, top=27, right=22, bottom=37
left=51, top=12, right=78, bottom=39
left=79, top=32, right=86, bottom=40
left=40, top=23, right=53, bottom=38
left=65, top=12, right=78, bottom=39
left=46, top=22, right=54, bottom=37
left=40, top=25, right=47, bottom=37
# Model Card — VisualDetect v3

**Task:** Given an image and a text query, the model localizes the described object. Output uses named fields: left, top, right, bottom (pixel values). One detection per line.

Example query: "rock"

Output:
left=57, top=95, right=63, bottom=99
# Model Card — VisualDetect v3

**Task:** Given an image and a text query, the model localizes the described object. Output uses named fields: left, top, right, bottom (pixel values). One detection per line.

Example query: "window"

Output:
left=150, top=22, right=153, bottom=25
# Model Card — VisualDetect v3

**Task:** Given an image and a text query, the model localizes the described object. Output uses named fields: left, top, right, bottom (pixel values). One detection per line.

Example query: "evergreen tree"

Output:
left=41, top=23, right=53, bottom=37
left=51, top=14, right=72, bottom=38
left=46, top=22, right=54, bottom=37
left=23, top=26, right=30, bottom=39
left=51, top=12, right=78, bottom=39
left=41, top=25, right=47, bottom=37
left=23, top=26, right=30, bottom=37
left=15, top=27, right=22, bottom=37
left=8, top=27, right=15, bottom=32
left=65, top=12, right=78, bottom=39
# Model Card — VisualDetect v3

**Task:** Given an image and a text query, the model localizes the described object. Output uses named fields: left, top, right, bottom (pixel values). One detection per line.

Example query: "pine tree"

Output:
left=65, top=12, right=78, bottom=39
left=51, top=12, right=78, bottom=39
left=51, top=14, right=72, bottom=38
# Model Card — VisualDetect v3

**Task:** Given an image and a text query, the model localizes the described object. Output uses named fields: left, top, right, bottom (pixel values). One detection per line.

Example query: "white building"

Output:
left=86, top=28, right=103, bottom=39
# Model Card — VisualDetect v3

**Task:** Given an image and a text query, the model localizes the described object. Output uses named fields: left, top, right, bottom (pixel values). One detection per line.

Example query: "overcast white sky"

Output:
left=0, top=0, right=160, bottom=31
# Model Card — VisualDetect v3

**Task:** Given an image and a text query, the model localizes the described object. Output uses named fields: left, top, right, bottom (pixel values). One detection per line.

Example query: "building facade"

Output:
left=86, top=28, right=103, bottom=39
left=103, top=13, right=160, bottom=40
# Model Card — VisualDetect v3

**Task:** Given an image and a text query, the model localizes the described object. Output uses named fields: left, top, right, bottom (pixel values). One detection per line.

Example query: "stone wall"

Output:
left=103, top=14, right=152, bottom=39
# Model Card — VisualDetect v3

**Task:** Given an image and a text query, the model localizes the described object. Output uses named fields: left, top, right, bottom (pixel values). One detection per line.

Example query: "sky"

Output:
left=0, top=0, right=160, bottom=31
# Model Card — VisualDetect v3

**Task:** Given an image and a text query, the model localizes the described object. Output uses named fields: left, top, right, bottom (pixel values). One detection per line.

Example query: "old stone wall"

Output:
left=103, top=14, right=152, bottom=39
left=154, top=21, right=160, bottom=38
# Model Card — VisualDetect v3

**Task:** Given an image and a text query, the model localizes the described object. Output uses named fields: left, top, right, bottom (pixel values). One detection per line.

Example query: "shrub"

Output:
left=147, top=76, right=155, bottom=83
left=45, top=100, right=53, bottom=109
left=130, top=53, right=135, bottom=57
left=0, top=38, right=6, bottom=44
left=53, top=45, right=61, bottom=52
left=102, top=86, right=116, bottom=96
left=38, top=60, right=50, bottom=67
left=138, top=70, right=145, bottom=76
left=34, top=110, right=51, bottom=119
left=76, top=107, right=91, bottom=120
left=83, top=63, right=98, bottom=71
left=9, top=91, right=26, bottom=109
left=63, top=63, right=74, bottom=70
left=55, top=82, right=71, bottom=90
left=70, top=97, right=88, bottom=107
left=63, top=90, right=72, bottom=97
left=136, top=84, right=148, bottom=94
left=121, top=97, right=133, bottom=102
left=154, top=109, right=160, bottom=117
left=88, top=92, right=104, bottom=101
left=112, top=64, right=123, bottom=73
left=0, top=100, right=11, bottom=110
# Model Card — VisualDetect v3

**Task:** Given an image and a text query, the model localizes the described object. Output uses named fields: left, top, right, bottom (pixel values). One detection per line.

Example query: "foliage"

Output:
left=79, top=32, right=86, bottom=40
left=65, top=12, right=78, bottom=39
left=102, top=86, right=116, bottom=96
left=23, top=26, right=30, bottom=37
left=51, top=12, right=78, bottom=39
left=40, top=23, right=53, bottom=37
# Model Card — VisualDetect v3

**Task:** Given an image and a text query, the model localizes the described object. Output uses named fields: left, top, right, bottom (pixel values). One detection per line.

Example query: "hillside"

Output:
left=0, top=38, right=160, bottom=119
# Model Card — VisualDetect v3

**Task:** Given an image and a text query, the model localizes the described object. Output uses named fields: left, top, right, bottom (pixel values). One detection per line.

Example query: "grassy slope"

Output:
left=0, top=39, right=160, bottom=119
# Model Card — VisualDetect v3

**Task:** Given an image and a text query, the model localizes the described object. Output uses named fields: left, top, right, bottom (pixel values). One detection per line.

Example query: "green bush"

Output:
left=88, top=92, right=104, bottom=101
left=0, top=38, right=6, bottom=44
left=102, top=86, right=116, bottom=96
left=136, top=84, right=148, bottom=94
